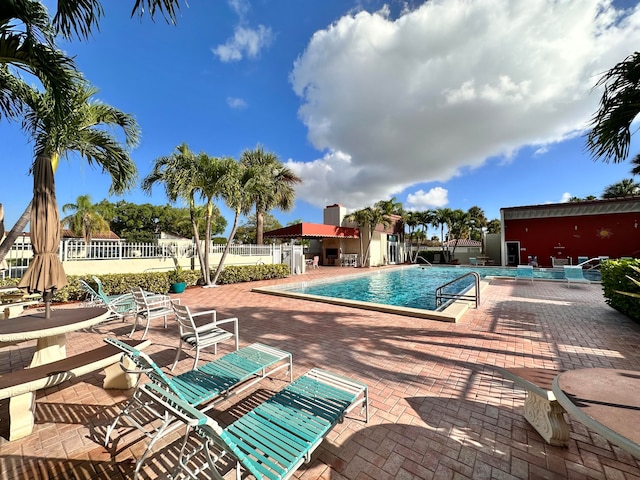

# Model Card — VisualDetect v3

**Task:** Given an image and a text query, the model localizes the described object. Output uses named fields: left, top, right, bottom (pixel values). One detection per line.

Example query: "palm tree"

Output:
left=432, top=207, right=452, bottom=263
left=210, top=159, right=255, bottom=285
left=447, top=209, right=471, bottom=261
left=403, top=211, right=419, bottom=262
left=142, top=144, right=208, bottom=282
left=51, top=0, right=184, bottom=40
left=345, top=205, right=392, bottom=267
left=240, top=145, right=301, bottom=245
left=0, top=80, right=139, bottom=264
left=467, top=206, right=487, bottom=240
left=61, top=194, right=110, bottom=246
left=630, top=153, right=640, bottom=176
left=586, top=52, right=640, bottom=164
left=0, top=1, right=79, bottom=121
left=602, top=178, right=640, bottom=198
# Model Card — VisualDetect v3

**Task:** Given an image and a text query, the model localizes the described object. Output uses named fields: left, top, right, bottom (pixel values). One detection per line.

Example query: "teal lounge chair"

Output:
left=515, top=265, right=534, bottom=283
left=563, top=266, right=590, bottom=288
left=78, top=279, right=135, bottom=322
left=103, top=337, right=292, bottom=475
left=140, top=368, right=368, bottom=480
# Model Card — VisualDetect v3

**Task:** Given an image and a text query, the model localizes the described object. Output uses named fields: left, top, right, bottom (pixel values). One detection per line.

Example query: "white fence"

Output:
left=2, top=240, right=299, bottom=278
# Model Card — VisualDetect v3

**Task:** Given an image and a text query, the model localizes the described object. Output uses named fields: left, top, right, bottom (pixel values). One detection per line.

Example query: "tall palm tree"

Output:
left=0, top=1, right=79, bottom=121
left=52, top=0, right=184, bottom=40
left=586, top=51, right=640, bottom=164
left=630, top=153, right=640, bottom=176
left=432, top=207, right=453, bottom=263
left=240, top=145, right=301, bottom=245
left=403, top=211, right=419, bottom=263
left=602, top=178, right=640, bottom=198
left=447, top=209, right=471, bottom=261
left=467, top=206, right=487, bottom=240
left=345, top=205, right=392, bottom=267
left=210, top=159, right=255, bottom=286
left=61, top=194, right=110, bottom=246
left=0, top=80, right=139, bottom=263
left=142, top=144, right=209, bottom=282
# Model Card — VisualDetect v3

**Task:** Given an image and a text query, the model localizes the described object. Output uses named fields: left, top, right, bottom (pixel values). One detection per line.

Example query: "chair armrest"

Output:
left=196, top=316, right=238, bottom=334
left=191, top=309, right=217, bottom=323
left=144, top=296, right=172, bottom=309
left=214, top=316, right=238, bottom=327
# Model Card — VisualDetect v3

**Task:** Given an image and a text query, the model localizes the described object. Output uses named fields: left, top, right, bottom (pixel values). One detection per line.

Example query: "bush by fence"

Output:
left=1, top=264, right=291, bottom=303
left=601, top=258, right=640, bottom=322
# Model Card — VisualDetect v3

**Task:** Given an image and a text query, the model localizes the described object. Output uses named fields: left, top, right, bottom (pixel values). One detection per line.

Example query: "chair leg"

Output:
left=141, top=317, right=151, bottom=340
left=171, top=342, right=183, bottom=371
left=192, top=348, right=200, bottom=370
left=129, top=313, right=141, bottom=337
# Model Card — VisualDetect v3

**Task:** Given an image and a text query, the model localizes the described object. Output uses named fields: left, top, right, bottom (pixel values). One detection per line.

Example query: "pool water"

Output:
left=282, top=265, right=600, bottom=311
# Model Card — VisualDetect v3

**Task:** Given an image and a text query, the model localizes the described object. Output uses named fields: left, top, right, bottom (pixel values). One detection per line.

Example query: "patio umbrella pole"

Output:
left=43, top=290, right=53, bottom=319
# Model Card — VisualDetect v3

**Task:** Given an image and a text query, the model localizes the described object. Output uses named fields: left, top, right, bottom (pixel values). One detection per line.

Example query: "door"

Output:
left=387, top=235, right=398, bottom=264
left=506, top=242, right=520, bottom=266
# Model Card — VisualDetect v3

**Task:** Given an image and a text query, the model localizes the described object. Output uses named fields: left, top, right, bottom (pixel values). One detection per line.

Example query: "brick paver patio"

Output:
left=1, top=266, right=639, bottom=479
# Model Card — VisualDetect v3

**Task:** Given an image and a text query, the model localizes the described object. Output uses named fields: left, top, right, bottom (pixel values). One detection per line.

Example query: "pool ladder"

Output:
left=435, top=271, right=480, bottom=308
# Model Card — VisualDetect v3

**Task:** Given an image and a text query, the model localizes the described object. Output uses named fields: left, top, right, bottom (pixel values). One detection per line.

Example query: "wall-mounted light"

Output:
left=575, top=225, right=578, bottom=231
left=635, top=221, right=638, bottom=229
left=525, top=227, right=528, bottom=232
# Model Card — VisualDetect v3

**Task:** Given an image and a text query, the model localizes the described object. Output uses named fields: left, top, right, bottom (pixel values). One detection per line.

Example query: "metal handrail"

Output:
left=577, top=257, right=608, bottom=271
left=435, top=271, right=480, bottom=308
left=416, top=255, right=432, bottom=266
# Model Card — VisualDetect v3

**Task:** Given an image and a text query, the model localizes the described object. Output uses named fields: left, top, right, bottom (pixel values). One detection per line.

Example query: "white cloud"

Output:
left=288, top=0, right=640, bottom=210
left=227, top=97, right=248, bottom=109
left=560, top=192, right=573, bottom=203
left=228, top=0, right=250, bottom=17
left=406, top=187, right=449, bottom=210
left=213, top=25, right=273, bottom=62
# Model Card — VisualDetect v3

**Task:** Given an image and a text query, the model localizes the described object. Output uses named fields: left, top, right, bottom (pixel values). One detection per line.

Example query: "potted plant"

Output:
left=168, top=265, right=188, bottom=294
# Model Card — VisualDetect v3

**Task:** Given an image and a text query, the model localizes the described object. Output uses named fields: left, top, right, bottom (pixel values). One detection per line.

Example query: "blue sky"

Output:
left=2, top=0, right=640, bottom=237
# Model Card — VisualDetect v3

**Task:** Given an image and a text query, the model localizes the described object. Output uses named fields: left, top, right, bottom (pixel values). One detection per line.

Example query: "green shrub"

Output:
left=216, top=264, right=290, bottom=284
left=416, top=250, right=434, bottom=264
left=3, top=264, right=288, bottom=304
left=601, top=258, right=640, bottom=322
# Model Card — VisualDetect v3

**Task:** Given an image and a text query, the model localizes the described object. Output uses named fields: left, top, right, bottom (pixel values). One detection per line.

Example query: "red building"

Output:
left=501, top=197, right=640, bottom=267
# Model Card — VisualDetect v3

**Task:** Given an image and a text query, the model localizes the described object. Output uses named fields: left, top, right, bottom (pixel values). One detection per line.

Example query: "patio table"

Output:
left=552, top=368, right=640, bottom=458
left=0, top=307, right=109, bottom=367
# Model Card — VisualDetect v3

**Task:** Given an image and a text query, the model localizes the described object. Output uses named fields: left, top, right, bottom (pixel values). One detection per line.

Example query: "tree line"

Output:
left=343, top=199, right=500, bottom=267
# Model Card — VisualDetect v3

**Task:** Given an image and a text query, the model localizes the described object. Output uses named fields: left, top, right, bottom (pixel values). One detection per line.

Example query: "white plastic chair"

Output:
left=129, top=287, right=178, bottom=339
left=171, top=303, right=239, bottom=370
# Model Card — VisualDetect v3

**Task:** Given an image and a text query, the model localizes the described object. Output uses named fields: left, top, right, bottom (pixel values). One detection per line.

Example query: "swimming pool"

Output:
left=252, top=265, right=599, bottom=323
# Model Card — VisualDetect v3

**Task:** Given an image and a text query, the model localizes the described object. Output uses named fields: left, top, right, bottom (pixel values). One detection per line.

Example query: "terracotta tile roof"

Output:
left=60, top=229, right=121, bottom=240
left=264, top=223, right=359, bottom=239
left=443, top=239, right=481, bottom=247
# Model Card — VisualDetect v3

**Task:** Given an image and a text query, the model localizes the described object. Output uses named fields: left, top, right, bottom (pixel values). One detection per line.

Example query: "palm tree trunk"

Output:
left=203, top=201, right=213, bottom=286
left=0, top=202, right=32, bottom=265
left=189, top=197, right=208, bottom=284
left=211, top=208, right=241, bottom=286
left=256, top=210, right=264, bottom=245
left=363, top=226, right=375, bottom=267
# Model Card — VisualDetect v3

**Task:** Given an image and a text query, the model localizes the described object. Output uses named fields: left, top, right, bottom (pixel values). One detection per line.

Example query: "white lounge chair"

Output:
left=515, top=265, right=534, bottom=283
left=563, top=266, right=590, bottom=288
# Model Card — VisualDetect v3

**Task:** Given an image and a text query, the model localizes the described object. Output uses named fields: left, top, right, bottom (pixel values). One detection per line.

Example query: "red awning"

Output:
left=264, top=222, right=359, bottom=239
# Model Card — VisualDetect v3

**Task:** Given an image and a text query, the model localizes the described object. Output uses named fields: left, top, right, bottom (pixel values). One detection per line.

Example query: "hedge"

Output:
left=601, top=258, right=640, bottom=322
left=0, top=264, right=291, bottom=304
